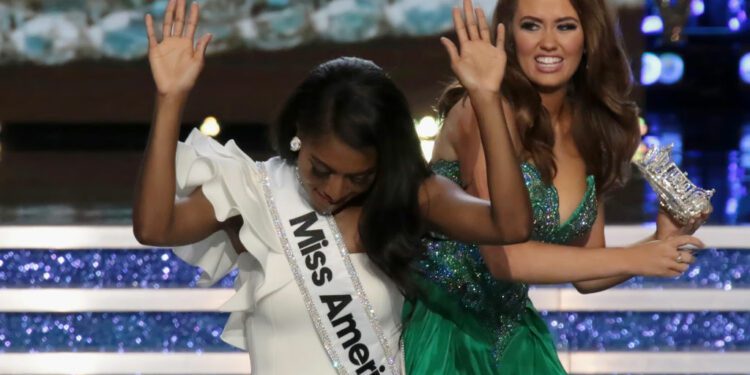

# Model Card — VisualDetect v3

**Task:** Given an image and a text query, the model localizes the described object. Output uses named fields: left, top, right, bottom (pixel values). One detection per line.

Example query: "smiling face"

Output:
left=512, top=0, right=585, bottom=92
left=296, top=132, right=377, bottom=214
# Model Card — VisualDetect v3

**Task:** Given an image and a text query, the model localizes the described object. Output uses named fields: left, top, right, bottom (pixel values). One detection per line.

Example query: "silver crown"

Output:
left=634, top=144, right=714, bottom=225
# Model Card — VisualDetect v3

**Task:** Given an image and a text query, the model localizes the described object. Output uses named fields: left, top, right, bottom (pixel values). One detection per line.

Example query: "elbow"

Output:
left=482, top=250, right=519, bottom=281
left=132, top=220, right=168, bottom=246
left=496, top=216, right=532, bottom=245
left=572, top=282, right=598, bottom=295
left=487, top=263, right=513, bottom=281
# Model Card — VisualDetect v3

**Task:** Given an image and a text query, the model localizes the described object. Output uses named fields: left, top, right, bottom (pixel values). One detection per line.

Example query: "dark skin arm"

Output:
left=132, top=0, right=224, bottom=247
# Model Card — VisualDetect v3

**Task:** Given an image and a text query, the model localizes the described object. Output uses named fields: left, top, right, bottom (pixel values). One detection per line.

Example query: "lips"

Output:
left=315, top=190, right=333, bottom=204
left=534, top=55, right=564, bottom=73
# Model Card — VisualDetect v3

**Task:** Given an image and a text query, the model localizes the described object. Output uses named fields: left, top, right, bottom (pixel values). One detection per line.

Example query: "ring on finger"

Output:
left=676, top=253, right=684, bottom=263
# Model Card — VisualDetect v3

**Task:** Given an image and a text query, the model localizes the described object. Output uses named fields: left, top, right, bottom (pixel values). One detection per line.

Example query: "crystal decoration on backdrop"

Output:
left=10, top=12, right=89, bottom=65
left=0, top=1, right=667, bottom=64
left=384, top=0, right=454, bottom=36
left=635, top=144, right=714, bottom=225
left=657, top=0, right=691, bottom=43
left=253, top=3, right=313, bottom=50
left=312, top=0, right=388, bottom=43
left=87, top=11, right=149, bottom=60
left=0, top=4, right=11, bottom=62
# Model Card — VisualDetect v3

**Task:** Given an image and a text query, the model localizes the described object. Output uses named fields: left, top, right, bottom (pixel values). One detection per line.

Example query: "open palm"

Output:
left=441, top=0, right=507, bottom=93
left=145, top=0, right=212, bottom=96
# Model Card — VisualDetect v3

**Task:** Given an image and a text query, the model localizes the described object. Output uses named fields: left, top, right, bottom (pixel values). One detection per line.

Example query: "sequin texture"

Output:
left=417, top=160, right=598, bottom=363
left=521, top=162, right=597, bottom=244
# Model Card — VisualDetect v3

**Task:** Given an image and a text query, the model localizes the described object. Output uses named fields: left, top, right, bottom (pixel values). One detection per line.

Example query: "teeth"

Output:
left=536, top=56, right=562, bottom=64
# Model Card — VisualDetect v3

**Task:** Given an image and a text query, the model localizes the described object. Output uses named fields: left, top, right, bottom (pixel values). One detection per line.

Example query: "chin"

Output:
left=531, top=80, right=568, bottom=93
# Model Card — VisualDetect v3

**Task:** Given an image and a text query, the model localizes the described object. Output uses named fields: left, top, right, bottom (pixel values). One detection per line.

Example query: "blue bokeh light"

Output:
left=729, top=17, right=742, bottom=31
left=641, top=15, right=664, bottom=34
left=740, top=53, right=750, bottom=84
left=691, top=0, right=705, bottom=16
left=641, top=52, right=662, bottom=86
left=659, top=53, right=685, bottom=85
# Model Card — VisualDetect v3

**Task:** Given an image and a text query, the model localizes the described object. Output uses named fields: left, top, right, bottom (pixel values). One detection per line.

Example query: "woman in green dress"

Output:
left=404, top=0, right=710, bottom=373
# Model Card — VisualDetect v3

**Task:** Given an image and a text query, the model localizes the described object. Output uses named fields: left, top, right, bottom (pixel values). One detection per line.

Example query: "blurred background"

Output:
left=0, top=0, right=749, bottom=374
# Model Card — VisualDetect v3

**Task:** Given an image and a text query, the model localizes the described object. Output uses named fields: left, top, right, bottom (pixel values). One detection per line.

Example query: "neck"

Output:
left=539, top=87, right=568, bottom=124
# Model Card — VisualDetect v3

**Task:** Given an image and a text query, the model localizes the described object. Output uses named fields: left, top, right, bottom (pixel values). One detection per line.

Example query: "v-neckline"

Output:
left=522, top=162, right=595, bottom=229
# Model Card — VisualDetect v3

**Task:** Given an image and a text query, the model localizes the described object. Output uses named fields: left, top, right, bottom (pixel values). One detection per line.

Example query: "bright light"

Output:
left=415, top=116, right=439, bottom=139
left=729, top=17, right=741, bottom=31
left=658, top=53, right=685, bottom=85
left=741, top=135, right=750, bottom=153
left=640, top=52, right=662, bottom=86
left=740, top=125, right=750, bottom=152
left=420, top=140, right=434, bottom=162
left=740, top=53, right=750, bottom=84
left=643, top=135, right=661, bottom=148
left=691, top=0, right=705, bottom=16
left=730, top=0, right=742, bottom=12
left=199, top=116, right=221, bottom=137
left=641, top=15, right=664, bottom=34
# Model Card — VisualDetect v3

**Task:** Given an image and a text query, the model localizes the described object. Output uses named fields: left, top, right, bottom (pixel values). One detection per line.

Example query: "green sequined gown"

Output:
left=403, top=160, right=598, bottom=374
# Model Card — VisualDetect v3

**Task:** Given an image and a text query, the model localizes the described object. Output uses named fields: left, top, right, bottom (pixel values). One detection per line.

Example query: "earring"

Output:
left=290, top=136, right=302, bottom=152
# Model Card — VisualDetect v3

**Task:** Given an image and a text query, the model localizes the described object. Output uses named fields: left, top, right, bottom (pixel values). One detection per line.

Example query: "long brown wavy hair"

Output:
left=437, top=0, right=640, bottom=195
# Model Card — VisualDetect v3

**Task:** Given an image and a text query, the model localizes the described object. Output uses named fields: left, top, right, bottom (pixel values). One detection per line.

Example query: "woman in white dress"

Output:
left=133, top=0, right=532, bottom=373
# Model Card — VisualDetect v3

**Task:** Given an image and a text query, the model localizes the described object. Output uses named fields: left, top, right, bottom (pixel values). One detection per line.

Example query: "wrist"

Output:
left=157, top=91, right=190, bottom=104
left=466, top=90, right=502, bottom=111
left=466, top=88, right=501, bottom=101
left=614, top=247, right=637, bottom=276
left=653, top=229, right=667, bottom=241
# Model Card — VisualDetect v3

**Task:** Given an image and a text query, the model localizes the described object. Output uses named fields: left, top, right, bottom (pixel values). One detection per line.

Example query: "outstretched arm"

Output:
left=133, top=0, right=218, bottom=246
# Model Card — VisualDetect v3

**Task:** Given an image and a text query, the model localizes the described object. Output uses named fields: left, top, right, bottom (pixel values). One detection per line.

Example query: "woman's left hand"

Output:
left=655, top=206, right=712, bottom=240
left=441, top=0, right=506, bottom=94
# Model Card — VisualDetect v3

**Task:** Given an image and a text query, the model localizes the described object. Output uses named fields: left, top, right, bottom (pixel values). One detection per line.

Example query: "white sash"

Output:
left=258, top=163, right=400, bottom=375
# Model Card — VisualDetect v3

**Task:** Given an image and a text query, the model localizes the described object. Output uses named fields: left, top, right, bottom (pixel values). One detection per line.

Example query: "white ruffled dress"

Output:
left=172, top=129, right=404, bottom=374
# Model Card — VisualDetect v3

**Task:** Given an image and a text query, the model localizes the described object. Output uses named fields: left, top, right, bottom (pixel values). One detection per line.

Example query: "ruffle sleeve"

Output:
left=171, top=128, right=292, bottom=350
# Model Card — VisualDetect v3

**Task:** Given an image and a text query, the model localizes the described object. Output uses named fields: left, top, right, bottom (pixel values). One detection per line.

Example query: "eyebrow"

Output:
left=519, top=16, right=580, bottom=24
left=311, top=156, right=376, bottom=177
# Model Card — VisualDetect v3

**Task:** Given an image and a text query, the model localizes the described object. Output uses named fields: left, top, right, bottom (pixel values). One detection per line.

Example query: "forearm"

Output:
left=468, top=90, right=532, bottom=241
left=573, top=275, right=632, bottom=294
left=569, top=233, right=657, bottom=293
left=480, top=242, right=634, bottom=284
left=133, top=93, right=188, bottom=241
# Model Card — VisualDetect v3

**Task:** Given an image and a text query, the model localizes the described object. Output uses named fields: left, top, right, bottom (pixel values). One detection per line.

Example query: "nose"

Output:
left=321, top=175, right=348, bottom=204
left=540, top=29, right=557, bottom=51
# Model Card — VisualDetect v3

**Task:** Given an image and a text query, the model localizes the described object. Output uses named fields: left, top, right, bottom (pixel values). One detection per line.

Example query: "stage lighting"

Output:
left=729, top=17, right=741, bottom=31
left=199, top=116, right=221, bottom=137
left=658, top=53, right=685, bottom=84
left=641, top=52, right=662, bottom=85
left=415, top=116, right=439, bottom=139
left=740, top=53, right=750, bottom=84
left=691, top=0, right=705, bottom=16
left=641, top=15, right=664, bottom=34
left=416, top=116, right=438, bottom=162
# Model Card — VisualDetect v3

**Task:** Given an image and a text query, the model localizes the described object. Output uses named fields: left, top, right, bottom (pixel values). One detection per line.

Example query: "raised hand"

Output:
left=627, top=235, right=704, bottom=278
left=441, top=0, right=506, bottom=93
left=145, top=0, right=212, bottom=96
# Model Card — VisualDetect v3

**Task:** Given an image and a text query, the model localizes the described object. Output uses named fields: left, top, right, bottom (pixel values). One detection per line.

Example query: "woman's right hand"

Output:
left=441, top=0, right=507, bottom=94
left=145, top=0, right=212, bottom=96
left=625, top=235, right=705, bottom=278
